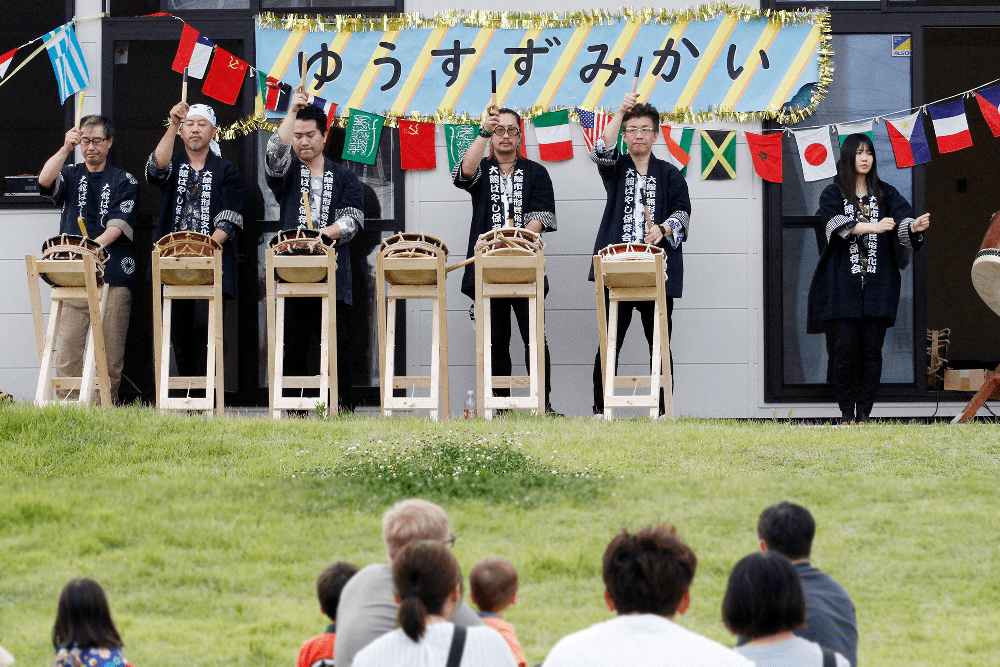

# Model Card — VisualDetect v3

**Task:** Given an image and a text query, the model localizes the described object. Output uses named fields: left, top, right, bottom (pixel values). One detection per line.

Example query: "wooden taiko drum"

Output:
left=379, top=232, right=449, bottom=285
left=474, top=227, right=544, bottom=284
left=39, top=234, right=108, bottom=287
left=269, top=228, right=333, bottom=283
left=972, top=210, right=1000, bottom=317
left=597, top=242, right=665, bottom=288
left=153, top=231, right=222, bottom=286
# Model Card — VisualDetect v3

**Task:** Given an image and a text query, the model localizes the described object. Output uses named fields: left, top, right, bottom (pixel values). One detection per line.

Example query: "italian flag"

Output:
left=533, top=109, right=573, bottom=162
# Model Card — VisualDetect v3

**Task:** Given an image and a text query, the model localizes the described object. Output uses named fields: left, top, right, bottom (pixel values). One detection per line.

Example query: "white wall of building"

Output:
left=0, top=0, right=989, bottom=418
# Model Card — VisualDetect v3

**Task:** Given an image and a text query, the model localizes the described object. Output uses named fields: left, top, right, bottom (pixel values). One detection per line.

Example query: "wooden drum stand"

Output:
left=265, top=230, right=338, bottom=419
left=26, top=247, right=111, bottom=407
left=474, top=228, right=546, bottom=419
left=152, top=232, right=224, bottom=415
left=594, top=243, right=673, bottom=419
left=376, top=233, right=450, bottom=420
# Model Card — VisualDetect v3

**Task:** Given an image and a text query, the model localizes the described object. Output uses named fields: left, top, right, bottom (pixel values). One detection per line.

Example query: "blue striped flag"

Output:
left=44, top=22, right=90, bottom=102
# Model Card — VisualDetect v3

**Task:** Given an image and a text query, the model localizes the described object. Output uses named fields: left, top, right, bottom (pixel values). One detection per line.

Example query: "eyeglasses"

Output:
left=624, top=127, right=655, bottom=136
left=493, top=126, right=520, bottom=137
left=80, top=137, right=108, bottom=146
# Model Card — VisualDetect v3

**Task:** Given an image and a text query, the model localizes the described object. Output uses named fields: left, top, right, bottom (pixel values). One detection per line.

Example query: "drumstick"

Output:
left=181, top=67, right=189, bottom=104
left=302, top=191, right=314, bottom=230
left=298, top=52, right=307, bottom=94
left=631, top=56, right=642, bottom=96
left=491, top=69, right=497, bottom=108
left=77, top=215, right=88, bottom=237
left=75, top=90, right=84, bottom=129
left=446, top=257, right=475, bottom=273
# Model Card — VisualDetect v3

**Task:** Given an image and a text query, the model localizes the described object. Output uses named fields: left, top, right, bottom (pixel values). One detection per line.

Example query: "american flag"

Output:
left=577, top=108, right=612, bottom=152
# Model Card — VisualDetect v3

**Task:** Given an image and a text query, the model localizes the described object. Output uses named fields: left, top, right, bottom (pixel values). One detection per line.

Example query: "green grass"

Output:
left=1, top=405, right=999, bottom=667
left=2, top=403, right=999, bottom=476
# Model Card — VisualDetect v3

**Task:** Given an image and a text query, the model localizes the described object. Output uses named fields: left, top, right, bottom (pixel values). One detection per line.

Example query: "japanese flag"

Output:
left=792, top=127, right=836, bottom=182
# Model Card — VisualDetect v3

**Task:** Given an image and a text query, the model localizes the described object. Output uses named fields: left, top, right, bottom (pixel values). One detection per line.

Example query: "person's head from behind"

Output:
left=392, top=540, right=463, bottom=642
left=52, top=578, right=123, bottom=651
left=836, top=132, right=881, bottom=201
left=602, top=524, right=697, bottom=618
left=470, top=556, right=518, bottom=615
left=722, top=551, right=805, bottom=639
left=757, top=501, right=815, bottom=561
left=317, top=561, right=359, bottom=622
left=382, top=498, right=450, bottom=561
left=621, top=103, right=660, bottom=158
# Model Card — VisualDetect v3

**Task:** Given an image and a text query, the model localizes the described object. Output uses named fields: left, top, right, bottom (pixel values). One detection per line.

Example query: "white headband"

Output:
left=186, top=104, right=217, bottom=127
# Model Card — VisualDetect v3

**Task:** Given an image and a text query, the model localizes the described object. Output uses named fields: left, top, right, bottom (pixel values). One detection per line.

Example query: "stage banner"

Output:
left=254, top=5, right=830, bottom=124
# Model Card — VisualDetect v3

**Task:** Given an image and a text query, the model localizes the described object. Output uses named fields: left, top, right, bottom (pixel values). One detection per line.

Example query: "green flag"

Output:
left=700, top=129, right=737, bottom=180
left=342, top=109, right=385, bottom=165
left=444, top=124, right=480, bottom=173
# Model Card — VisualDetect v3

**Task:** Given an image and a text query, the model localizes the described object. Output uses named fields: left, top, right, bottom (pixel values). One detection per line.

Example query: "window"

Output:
left=0, top=0, right=70, bottom=206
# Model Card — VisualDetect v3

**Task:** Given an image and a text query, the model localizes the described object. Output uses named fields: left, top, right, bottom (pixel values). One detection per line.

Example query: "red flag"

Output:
left=171, top=23, right=199, bottom=73
left=518, top=118, right=527, bottom=158
left=201, top=46, right=248, bottom=105
left=745, top=131, right=783, bottom=183
left=399, top=120, right=436, bottom=170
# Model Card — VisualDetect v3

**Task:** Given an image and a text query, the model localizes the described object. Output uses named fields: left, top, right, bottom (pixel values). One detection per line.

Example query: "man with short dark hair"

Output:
left=147, top=101, right=244, bottom=378
left=454, top=105, right=558, bottom=414
left=38, top=114, right=139, bottom=403
left=266, top=92, right=364, bottom=413
left=334, top=499, right=482, bottom=667
left=543, top=525, right=752, bottom=667
left=754, top=502, right=858, bottom=666
left=590, top=92, right=691, bottom=417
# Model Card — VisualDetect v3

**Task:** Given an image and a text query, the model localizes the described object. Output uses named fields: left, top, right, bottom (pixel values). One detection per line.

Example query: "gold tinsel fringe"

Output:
left=216, top=5, right=830, bottom=139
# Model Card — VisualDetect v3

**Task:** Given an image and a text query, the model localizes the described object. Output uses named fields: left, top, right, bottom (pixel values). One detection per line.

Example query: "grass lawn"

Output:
left=1, top=405, right=998, bottom=667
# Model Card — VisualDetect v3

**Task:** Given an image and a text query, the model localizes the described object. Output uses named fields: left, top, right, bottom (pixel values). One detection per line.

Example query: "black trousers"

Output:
left=592, top=297, right=674, bottom=414
left=283, top=297, right=355, bottom=411
left=489, top=297, right=552, bottom=406
left=829, top=317, right=889, bottom=420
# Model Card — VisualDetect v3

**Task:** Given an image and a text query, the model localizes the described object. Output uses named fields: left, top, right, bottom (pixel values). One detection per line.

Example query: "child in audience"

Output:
left=297, top=561, right=360, bottom=667
left=52, top=578, right=128, bottom=667
left=469, top=556, right=526, bottom=667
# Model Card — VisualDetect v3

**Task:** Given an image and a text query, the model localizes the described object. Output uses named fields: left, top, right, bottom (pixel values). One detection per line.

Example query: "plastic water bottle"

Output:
left=464, top=390, right=476, bottom=418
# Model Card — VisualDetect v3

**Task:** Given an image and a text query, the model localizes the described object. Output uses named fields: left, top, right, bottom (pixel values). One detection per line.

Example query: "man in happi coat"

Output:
left=589, top=93, right=691, bottom=416
left=265, top=92, right=364, bottom=413
left=454, top=106, right=559, bottom=415
left=38, top=114, right=139, bottom=403
left=147, top=102, right=244, bottom=378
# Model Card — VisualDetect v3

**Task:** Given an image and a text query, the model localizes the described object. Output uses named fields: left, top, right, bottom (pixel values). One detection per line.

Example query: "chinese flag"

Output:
left=399, top=120, right=436, bottom=170
left=201, top=46, right=248, bottom=105
left=745, top=131, right=783, bottom=183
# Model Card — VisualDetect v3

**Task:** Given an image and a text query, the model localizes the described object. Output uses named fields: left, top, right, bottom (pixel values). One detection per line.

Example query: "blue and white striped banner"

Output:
left=44, top=22, right=90, bottom=102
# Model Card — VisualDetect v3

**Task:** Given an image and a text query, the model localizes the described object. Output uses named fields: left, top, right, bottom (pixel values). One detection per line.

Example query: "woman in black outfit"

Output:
left=808, top=133, right=930, bottom=424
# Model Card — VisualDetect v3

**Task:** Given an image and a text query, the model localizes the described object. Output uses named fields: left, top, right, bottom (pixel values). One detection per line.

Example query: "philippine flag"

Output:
left=974, top=84, right=1000, bottom=137
left=927, top=99, right=973, bottom=153
left=792, top=126, right=836, bottom=182
left=884, top=111, right=931, bottom=168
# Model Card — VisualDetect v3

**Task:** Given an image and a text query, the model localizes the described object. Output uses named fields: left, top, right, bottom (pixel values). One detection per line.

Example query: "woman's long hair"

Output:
left=52, top=579, right=123, bottom=651
left=835, top=133, right=882, bottom=203
left=392, top=540, right=462, bottom=642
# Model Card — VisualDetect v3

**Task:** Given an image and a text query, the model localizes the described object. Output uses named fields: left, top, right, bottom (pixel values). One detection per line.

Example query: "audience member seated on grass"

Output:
left=52, top=578, right=129, bottom=667
left=724, top=551, right=850, bottom=667
left=335, top=499, right=483, bottom=667
left=0, top=643, right=13, bottom=667
left=297, top=560, right=360, bottom=667
left=542, top=524, right=753, bottom=667
left=743, top=502, right=858, bottom=666
left=470, top=556, right=526, bottom=667
left=352, top=540, right=516, bottom=667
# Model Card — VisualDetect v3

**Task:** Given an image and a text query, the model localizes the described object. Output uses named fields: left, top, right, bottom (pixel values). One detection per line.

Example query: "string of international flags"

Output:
left=5, top=15, right=1000, bottom=182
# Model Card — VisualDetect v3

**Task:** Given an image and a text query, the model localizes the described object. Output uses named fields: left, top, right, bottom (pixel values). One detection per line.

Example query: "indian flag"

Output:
left=533, top=109, right=573, bottom=162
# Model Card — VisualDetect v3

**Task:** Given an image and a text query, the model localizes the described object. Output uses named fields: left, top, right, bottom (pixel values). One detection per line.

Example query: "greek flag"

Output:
left=44, top=22, right=90, bottom=102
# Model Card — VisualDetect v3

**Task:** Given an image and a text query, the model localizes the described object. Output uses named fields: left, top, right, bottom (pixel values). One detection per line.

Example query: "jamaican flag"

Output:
left=700, top=129, right=737, bottom=180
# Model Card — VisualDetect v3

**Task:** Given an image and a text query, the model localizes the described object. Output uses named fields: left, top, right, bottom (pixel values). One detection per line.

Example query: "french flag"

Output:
left=974, top=84, right=1000, bottom=137
left=0, top=47, right=16, bottom=82
left=927, top=99, right=973, bottom=153
left=884, top=111, right=931, bottom=168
